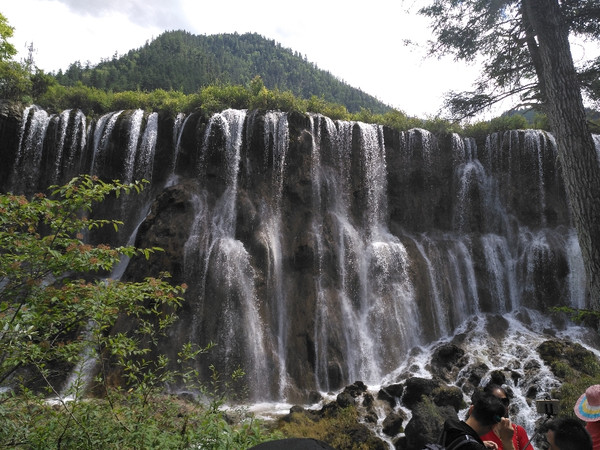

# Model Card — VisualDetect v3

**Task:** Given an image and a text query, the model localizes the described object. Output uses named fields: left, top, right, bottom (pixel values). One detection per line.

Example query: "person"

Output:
left=544, top=417, right=592, bottom=450
left=479, top=384, right=533, bottom=449
left=574, top=384, right=600, bottom=450
left=440, top=388, right=515, bottom=449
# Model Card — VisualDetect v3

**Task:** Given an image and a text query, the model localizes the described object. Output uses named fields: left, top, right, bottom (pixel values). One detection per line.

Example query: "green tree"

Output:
left=0, top=12, right=16, bottom=62
left=419, top=0, right=600, bottom=308
left=0, top=12, right=30, bottom=100
left=0, top=59, right=31, bottom=99
left=0, top=176, right=182, bottom=388
left=419, top=1, right=600, bottom=118
left=0, top=175, right=279, bottom=448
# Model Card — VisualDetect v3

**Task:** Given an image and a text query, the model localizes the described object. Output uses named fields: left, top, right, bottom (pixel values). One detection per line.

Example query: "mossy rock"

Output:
left=433, top=385, right=467, bottom=412
left=537, top=339, right=600, bottom=379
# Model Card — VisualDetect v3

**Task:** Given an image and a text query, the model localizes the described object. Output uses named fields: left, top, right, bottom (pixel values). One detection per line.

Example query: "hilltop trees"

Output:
left=53, top=30, right=392, bottom=114
left=420, top=0, right=600, bottom=307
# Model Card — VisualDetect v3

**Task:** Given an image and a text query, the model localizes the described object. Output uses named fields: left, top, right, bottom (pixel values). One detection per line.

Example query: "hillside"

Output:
left=54, top=30, right=392, bottom=114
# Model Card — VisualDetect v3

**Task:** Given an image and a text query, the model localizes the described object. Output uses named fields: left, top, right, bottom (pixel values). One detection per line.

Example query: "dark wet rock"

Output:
left=403, top=397, right=457, bottom=450
left=402, top=377, right=443, bottom=409
left=382, top=411, right=405, bottom=436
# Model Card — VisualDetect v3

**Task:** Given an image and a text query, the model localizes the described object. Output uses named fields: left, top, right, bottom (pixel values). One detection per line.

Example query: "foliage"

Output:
left=0, top=390, right=281, bottom=449
left=277, top=406, right=375, bottom=450
left=197, top=83, right=252, bottom=115
left=0, top=59, right=32, bottom=100
left=5, top=10, right=586, bottom=136
left=463, top=113, right=532, bottom=143
left=0, top=14, right=30, bottom=101
left=30, top=74, right=539, bottom=137
left=52, top=30, right=392, bottom=114
left=0, top=12, right=16, bottom=62
left=0, top=175, right=183, bottom=387
left=418, top=0, right=600, bottom=118
left=0, top=175, right=279, bottom=448
left=537, top=334, right=600, bottom=419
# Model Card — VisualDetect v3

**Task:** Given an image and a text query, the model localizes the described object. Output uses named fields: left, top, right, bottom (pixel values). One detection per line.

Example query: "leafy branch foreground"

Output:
left=0, top=175, right=279, bottom=449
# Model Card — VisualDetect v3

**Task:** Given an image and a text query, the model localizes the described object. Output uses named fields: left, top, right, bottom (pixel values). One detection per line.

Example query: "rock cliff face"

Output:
left=0, top=102, right=590, bottom=402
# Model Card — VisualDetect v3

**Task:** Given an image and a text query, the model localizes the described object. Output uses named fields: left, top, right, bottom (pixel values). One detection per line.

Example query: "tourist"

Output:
left=480, top=384, right=533, bottom=449
left=574, top=384, right=600, bottom=449
left=544, top=417, right=592, bottom=450
left=440, top=388, right=515, bottom=449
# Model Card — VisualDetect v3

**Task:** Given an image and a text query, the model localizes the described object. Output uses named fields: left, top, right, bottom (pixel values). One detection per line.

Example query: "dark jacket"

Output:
left=441, top=418, right=487, bottom=450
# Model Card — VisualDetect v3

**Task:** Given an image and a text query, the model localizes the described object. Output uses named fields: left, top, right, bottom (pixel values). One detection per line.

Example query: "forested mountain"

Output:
left=54, top=30, right=392, bottom=114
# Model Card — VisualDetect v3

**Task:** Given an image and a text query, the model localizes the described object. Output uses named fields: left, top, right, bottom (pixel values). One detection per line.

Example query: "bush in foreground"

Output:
left=0, top=175, right=279, bottom=448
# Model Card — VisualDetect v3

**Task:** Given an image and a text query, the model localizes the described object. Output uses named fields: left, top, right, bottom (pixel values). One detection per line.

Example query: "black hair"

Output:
left=469, top=388, right=506, bottom=427
left=483, top=383, right=507, bottom=397
left=484, top=383, right=510, bottom=416
left=544, top=418, right=592, bottom=450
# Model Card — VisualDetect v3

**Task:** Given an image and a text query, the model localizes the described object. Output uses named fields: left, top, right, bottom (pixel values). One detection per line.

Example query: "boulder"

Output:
left=402, top=377, right=443, bottom=409
left=402, top=398, right=457, bottom=450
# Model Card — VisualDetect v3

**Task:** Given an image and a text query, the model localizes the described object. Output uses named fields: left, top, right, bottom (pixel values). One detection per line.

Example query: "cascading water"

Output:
left=123, top=109, right=144, bottom=183
left=3, top=105, right=600, bottom=420
left=9, top=106, right=52, bottom=192
left=524, top=130, right=548, bottom=226
left=184, top=109, right=272, bottom=398
left=260, top=110, right=290, bottom=398
left=311, top=118, right=421, bottom=389
left=167, top=112, right=188, bottom=185
left=49, top=109, right=71, bottom=185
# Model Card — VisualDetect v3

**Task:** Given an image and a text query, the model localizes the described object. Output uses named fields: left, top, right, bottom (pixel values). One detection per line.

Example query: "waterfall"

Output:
left=480, top=234, right=518, bottom=312
left=134, top=112, right=158, bottom=182
left=67, top=110, right=87, bottom=182
left=123, top=109, right=144, bottom=183
left=567, top=230, right=587, bottom=309
left=453, top=157, right=489, bottom=233
left=411, top=237, right=448, bottom=337
left=185, top=109, right=271, bottom=398
left=311, top=119, right=420, bottom=388
left=261, top=111, right=290, bottom=398
left=524, top=130, right=548, bottom=226
left=9, top=106, right=52, bottom=192
left=91, top=110, right=123, bottom=176
left=167, top=112, right=188, bottom=185
left=3, top=105, right=595, bottom=406
left=50, top=110, right=71, bottom=185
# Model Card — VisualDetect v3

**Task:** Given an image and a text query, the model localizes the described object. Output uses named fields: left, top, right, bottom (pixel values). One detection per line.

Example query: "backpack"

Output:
left=422, top=433, right=479, bottom=450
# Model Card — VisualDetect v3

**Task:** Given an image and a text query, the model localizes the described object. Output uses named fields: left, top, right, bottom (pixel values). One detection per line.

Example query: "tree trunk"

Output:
left=524, top=0, right=600, bottom=308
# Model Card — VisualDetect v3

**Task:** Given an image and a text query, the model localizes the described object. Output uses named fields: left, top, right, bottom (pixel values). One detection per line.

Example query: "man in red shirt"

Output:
left=440, top=388, right=514, bottom=450
left=479, top=384, right=532, bottom=450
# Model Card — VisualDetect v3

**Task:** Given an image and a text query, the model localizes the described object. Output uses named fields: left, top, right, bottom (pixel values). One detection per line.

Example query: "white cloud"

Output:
left=46, top=0, right=191, bottom=29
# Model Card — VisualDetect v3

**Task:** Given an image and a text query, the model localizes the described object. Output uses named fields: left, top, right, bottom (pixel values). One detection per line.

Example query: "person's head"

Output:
left=484, top=383, right=510, bottom=417
left=467, top=388, right=505, bottom=434
left=544, top=418, right=592, bottom=450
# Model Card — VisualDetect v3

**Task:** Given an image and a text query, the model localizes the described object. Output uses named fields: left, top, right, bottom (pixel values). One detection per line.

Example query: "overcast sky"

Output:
left=2, top=0, right=590, bottom=119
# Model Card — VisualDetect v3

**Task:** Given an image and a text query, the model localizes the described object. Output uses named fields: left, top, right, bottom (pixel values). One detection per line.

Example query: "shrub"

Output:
left=0, top=175, right=279, bottom=448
